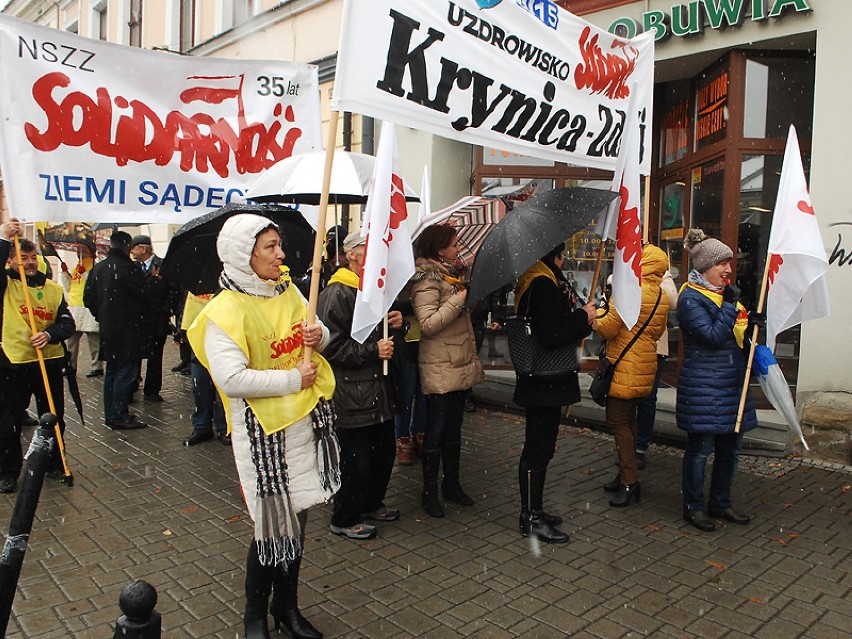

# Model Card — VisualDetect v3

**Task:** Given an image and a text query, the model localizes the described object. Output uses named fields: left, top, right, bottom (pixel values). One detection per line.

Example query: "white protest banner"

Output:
left=333, top=0, right=654, bottom=171
left=0, top=14, right=322, bottom=224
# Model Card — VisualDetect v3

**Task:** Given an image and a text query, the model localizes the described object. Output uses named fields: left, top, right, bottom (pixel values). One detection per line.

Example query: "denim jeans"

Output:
left=682, top=431, right=744, bottom=512
left=190, top=358, right=226, bottom=435
left=636, top=355, right=666, bottom=452
left=104, top=359, right=137, bottom=423
left=394, top=356, right=427, bottom=440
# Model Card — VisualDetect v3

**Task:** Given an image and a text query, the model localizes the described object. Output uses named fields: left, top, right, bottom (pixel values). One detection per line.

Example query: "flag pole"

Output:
left=383, top=316, right=389, bottom=376
left=303, top=112, right=339, bottom=362
left=11, top=235, right=71, bottom=481
left=643, top=175, right=651, bottom=244
left=734, top=252, right=772, bottom=433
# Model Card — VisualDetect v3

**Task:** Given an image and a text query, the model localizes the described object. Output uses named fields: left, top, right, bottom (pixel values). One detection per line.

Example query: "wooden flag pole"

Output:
left=303, top=112, right=339, bottom=362
left=643, top=175, right=651, bottom=244
left=12, top=235, right=71, bottom=479
left=734, top=252, right=772, bottom=433
left=383, top=316, right=389, bottom=376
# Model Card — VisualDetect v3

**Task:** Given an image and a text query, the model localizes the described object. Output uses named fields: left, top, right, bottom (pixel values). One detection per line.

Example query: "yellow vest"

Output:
left=67, top=258, right=94, bottom=307
left=2, top=275, right=65, bottom=363
left=683, top=282, right=749, bottom=348
left=180, top=292, right=213, bottom=331
left=187, top=287, right=335, bottom=435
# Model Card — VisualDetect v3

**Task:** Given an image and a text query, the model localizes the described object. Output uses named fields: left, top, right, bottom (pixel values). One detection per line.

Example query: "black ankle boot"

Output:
left=531, top=509, right=563, bottom=526
left=441, top=479, right=474, bottom=506
left=421, top=489, right=444, bottom=518
left=603, top=473, right=620, bottom=492
left=244, top=616, right=271, bottom=639
left=609, top=483, right=641, bottom=508
left=519, top=511, right=569, bottom=544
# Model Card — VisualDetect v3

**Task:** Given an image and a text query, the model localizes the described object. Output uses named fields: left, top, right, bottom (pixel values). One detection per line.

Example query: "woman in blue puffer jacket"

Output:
left=677, top=229, right=757, bottom=533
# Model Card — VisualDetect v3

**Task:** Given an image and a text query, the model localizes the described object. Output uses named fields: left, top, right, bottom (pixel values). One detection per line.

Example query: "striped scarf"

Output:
left=220, top=270, right=341, bottom=567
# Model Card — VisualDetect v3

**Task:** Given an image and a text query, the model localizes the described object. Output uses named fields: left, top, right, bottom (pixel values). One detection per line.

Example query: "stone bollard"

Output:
left=112, top=580, right=161, bottom=639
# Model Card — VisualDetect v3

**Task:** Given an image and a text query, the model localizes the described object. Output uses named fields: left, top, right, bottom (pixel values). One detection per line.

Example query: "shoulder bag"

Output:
left=506, top=283, right=579, bottom=380
left=589, top=290, right=662, bottom=406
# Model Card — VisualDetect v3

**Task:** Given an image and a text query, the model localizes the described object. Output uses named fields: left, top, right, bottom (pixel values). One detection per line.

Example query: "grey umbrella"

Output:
left=467, top=187, right=619, bottom=305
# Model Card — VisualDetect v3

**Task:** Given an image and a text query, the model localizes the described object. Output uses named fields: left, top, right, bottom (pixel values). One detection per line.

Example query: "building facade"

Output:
left=3, top=0, right=849, bottom=429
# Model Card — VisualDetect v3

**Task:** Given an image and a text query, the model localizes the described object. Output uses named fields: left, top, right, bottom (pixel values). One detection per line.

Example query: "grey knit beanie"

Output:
left=683, top=228, right=733, bottom=273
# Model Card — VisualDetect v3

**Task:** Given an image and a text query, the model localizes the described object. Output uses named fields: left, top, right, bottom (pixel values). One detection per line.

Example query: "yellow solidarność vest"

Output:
left=2, top=275, right=65, bottom=364
left=187, top=287, right=336, bottom=436
left=180, top=292, right=213, bottom=331
left=67, top=258, right=94, bottom=307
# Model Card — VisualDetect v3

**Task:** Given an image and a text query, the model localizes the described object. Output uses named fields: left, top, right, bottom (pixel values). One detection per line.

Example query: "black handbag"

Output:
left=506, top=285, right=579, bottom=380
left=589, top=290, right=662, bottom=407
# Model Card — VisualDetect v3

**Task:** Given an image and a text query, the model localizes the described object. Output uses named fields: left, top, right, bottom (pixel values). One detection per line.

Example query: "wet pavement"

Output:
left=2, top=342, right=851, bottom=638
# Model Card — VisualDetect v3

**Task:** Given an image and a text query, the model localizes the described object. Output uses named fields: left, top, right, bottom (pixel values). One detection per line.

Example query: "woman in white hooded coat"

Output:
left=188, top=213, right=339, bottom=639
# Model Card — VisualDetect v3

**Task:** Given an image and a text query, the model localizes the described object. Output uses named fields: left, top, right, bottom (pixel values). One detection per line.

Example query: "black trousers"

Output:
left=331, top=420, right=396, bottom=528
left=143, top=333, right=167, bottom=397
left=519, top=406, right=561, bottom=474
left=0, top=360, right=66, bottom=480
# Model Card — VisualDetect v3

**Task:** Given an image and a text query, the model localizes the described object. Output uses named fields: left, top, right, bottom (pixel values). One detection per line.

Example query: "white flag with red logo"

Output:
left=351, top=121, right=415, bottom=344
left=602, top=91, right=643, bottom=330
left=765, top=125, right=830, bottom=352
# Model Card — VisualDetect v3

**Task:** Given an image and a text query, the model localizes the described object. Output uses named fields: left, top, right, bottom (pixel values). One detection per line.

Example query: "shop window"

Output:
left=689, top=157, right=725, bottom=238
left=744, top=54, right=815, bottom=140
left=738, top=153, right=803, bottom=378
left=658, top=80, right=691, bottom=167
left=694, top=64, right=729, bottom=151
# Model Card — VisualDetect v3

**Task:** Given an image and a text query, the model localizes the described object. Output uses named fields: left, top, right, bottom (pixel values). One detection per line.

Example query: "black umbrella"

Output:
left=159, top=203, right=315, bottom=295
left=64, top=352, right=85, bottom=425
left=468, top=187, right=619, bottom=305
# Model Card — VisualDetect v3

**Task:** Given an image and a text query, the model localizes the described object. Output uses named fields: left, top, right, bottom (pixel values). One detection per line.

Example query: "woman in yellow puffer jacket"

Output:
left=594, top=244, right=670, bottom=507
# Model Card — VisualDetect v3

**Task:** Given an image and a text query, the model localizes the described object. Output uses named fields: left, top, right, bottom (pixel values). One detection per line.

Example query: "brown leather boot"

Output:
left=396, top=437, right=414, bottom=465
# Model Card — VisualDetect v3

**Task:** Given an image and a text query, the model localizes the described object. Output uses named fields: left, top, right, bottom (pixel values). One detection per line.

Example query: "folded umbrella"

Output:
left=159, top=203, right=315, bottom=295
left=468, top=187, right=618, bottom=305
left=752, top=344, right=809, bottom=450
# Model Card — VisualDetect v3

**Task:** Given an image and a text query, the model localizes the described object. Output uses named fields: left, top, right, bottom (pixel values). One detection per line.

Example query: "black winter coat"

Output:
left=676, top=284, right=758, bottom=434
left=316, top=280, right=398, bottom=429
left=83, top=248, right=153, bottom=361
left=512, top=274, right=592, bottom=408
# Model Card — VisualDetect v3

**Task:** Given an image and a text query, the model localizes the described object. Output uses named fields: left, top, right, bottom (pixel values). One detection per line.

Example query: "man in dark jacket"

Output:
left=316, top=230, right=402, bottom=541
left=84, top=231, right=151, bottom=430
left=1, top=219, right=75, bottom=493
left=130, top=234, right=173, bottom=403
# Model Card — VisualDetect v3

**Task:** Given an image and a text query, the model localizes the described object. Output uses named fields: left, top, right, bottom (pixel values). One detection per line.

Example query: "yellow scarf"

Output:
left=187, top=287, right=335, bottom=435
left=2, top=275, right=65, bottom=363
left=684, top=282, right=749, bottom=348
left=328, top=267, right=360, bottom=289
left=514, top=261, right=559, bottom=312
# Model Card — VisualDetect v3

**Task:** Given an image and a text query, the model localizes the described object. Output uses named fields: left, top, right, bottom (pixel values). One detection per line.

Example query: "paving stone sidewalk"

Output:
left=2, top=344, right=850, bottom=638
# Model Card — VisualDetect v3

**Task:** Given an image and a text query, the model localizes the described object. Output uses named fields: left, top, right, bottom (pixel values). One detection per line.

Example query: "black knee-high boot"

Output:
left=270, top=555, right=322, bottom=639
left=244, top=541, right=274, bottom=639
left=441, top=443, right=474, bottom=506
left=421, top=451, right=444, bottom=517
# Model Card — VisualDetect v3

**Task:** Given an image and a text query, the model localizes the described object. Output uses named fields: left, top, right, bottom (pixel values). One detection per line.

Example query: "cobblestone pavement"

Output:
left=2, top=344, right=851, bottom=638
